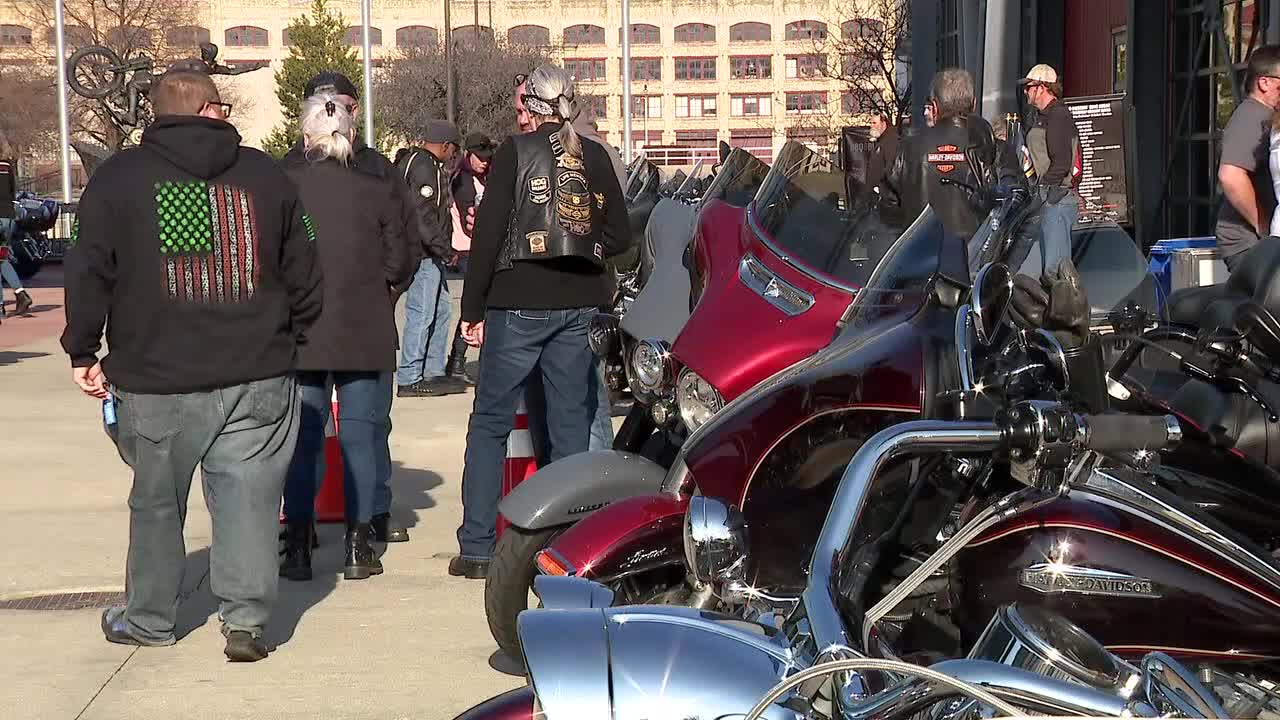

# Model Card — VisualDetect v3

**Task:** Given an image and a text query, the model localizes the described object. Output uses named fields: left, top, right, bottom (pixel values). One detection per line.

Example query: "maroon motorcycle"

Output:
left=533, top=138, right=1168, bottom=613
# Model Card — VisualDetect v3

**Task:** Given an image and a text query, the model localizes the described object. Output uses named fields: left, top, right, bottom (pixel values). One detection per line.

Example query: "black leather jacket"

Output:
left=499, top=129, right=606, bottom=271
left=885, top=114, right=996, bottom=238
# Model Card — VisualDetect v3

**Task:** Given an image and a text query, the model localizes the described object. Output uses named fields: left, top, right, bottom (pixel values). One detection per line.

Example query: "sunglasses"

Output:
left=203, top=101, right=233, bottom=118
left=513, top=72, right=528, bottom=88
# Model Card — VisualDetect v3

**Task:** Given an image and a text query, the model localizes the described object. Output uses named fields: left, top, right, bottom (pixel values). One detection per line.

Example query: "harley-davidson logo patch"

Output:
left=1019, top=564, right=1160, bottom=599
left=527, top=231, right=548, bottom=254
left=928, top=144, right=966, bottom=173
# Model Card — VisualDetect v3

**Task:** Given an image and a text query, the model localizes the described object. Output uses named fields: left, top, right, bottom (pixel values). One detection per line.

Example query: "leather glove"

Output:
left=1008, top=258, right=1091, bottom=350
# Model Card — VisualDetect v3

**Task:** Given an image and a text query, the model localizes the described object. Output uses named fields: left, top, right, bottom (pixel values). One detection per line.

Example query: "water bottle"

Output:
left=102, top=387, right=119, bottom=445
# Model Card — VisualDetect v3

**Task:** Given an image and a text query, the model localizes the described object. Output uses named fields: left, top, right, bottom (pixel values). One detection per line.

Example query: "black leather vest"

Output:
left=498, top=130, right=605, bottom=271
left=894, top=116, right=993, bottom=238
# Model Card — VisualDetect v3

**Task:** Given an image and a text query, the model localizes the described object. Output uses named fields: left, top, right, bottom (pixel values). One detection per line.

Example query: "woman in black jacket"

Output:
left=279, top=93, right=412, bottom=581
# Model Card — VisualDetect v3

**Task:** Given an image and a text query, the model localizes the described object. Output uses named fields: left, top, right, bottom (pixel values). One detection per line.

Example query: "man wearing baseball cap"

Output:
left=283, top=71, right=423, bottom=545
left=443, top=132, right=496, bottom=384
left=393, top=119, right=463, bottom=398
left=1019, top=63, right=1081, bottom=277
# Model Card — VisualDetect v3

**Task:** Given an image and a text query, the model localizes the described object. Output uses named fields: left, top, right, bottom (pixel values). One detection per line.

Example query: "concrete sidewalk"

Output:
left=0, top=273, right=524, bottom=719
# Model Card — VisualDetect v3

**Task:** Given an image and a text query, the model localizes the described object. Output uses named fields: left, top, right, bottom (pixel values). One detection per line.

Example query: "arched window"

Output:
left=396, top=25, right=438, bottom=48
left=729, top=22, right=770, bottom=43
left=224, top=25, right=268, bottom=47
left=166, top=26, right=210, bottom=48
left=564, top=24, right=604, bottom=46
left=841, top=18, right=884, bottom=39
left=343, top=26, right=382, bottom=46
left=48, top=25, right=94, bottom=46
left=508, top=24, right=550, bottom=46
left=107, top=25, right=153, bottom=48
left=0, top=25, right=32, bottom=47
left=452, top=25, right=493, bottom=45
left=626, top=23, right=660, bottom=44
left=674, top=23, right=715, bottom=43
left=785, top=20, right=827, bottom=41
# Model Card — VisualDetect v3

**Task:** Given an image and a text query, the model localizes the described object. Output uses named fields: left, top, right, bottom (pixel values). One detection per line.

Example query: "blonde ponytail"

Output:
left=299, top=92, right=355, bottom=166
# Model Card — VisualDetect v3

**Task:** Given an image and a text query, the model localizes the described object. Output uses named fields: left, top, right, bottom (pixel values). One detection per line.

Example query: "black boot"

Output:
left=371, top=512, right=410, bottom=543
left=344, top=523, right=383, bottom=580
left=444, top=350, right=473, bottom=385
left=279, top=521, right=313, bottom=581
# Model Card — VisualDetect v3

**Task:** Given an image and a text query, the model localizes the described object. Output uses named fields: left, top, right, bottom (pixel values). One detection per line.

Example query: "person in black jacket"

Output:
left=1019, top=64, right=1082, bottom=277
left=444, top=131, right=495, bottom=384
left=278, top=93, right=412, bottom=582
left=60, top=69, right=322, bottom=662
left=394, top=120, right=464, bottom=397
left=452, top=63, right=631, bottom=578
left=288, top=71, right=418, bottom=544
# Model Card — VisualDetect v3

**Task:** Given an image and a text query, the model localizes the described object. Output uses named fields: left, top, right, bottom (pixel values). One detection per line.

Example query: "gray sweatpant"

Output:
left=113, top=375, right=300, bottom=642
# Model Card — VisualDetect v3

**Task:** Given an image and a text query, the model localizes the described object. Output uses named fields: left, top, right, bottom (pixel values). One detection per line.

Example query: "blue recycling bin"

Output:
left=1147, top=237, right=1217, bottom=313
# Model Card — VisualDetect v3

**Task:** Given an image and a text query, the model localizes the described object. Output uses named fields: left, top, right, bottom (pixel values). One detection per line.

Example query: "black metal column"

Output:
left=1128, top=0, right=1168, bottom=248
left=912, top=0, right=940, bottom=124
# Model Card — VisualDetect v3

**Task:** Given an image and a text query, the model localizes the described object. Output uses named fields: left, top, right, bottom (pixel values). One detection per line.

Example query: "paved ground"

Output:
left=0, top=267, right=529, bottom=719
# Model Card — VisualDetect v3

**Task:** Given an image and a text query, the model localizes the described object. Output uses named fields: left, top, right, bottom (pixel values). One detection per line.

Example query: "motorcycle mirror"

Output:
left=972, top=263, right=1013, bottom=345
left=1234, top=301, right=1280, bottom=363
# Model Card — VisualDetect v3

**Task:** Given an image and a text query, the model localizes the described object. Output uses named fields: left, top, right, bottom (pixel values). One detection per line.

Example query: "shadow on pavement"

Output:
left=389, top=461, right=443, bottom=533
left=0, top=350, right=49, bottom=366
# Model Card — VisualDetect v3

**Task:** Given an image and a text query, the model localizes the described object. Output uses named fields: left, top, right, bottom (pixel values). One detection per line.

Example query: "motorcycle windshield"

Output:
left=698, top=148, right=771, bottom=211
left=752, top=140, right=925, bottom=292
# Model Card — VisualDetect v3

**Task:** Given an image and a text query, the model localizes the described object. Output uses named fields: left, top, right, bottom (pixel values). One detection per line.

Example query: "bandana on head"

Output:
left=524, top=94, right=558, bottom=117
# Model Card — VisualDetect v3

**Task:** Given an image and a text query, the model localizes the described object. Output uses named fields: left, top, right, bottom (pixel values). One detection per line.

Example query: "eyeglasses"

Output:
left=513, top=72, right=528, bottom=88
left=203, top=101, right=233, bottom=118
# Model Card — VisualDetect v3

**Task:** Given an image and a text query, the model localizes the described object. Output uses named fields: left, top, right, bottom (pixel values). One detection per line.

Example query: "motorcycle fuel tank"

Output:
left=952, top=475, right=1280, bottom=661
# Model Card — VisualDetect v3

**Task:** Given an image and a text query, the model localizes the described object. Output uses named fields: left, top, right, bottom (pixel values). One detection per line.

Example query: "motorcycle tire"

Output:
left=68, top=46, right=126, bottom=100
left=484, top=525, right=564, bottom=659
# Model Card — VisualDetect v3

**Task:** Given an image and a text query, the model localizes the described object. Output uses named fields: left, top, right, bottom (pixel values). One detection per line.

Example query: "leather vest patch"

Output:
left=501, top=131, right=604, bottom=270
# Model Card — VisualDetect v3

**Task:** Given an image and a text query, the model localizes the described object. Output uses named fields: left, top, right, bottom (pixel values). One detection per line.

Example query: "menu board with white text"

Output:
left=1064, top=94, right=1130, bottom=225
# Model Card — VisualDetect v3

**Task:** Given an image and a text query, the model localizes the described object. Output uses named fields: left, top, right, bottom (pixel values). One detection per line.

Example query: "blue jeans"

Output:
left=524, top=356, right=613, bottom=463
left=114, top=376, right=299, bottom=641
left=1020, top=190, right=1080, bottom=278
left=457, top=307, right=598, bottom=559
left=283, top=371, right=391, bottom=525
left=396, top=258, right=452, bottom=386
left=374, top=370, right=394, bottom=516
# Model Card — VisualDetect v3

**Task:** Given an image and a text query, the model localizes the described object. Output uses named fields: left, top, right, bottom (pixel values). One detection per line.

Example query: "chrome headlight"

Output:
left=682, top=496, right=748, bottom=585
left=587, top=312, right=620, bottom=358
left=676, top=368, right=724, bottom=431
left=629, top=338, right=673, bottom=392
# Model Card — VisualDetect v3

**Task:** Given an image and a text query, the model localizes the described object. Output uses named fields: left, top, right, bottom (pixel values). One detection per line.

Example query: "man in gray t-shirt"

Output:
left=1217, top=45, right=1280, bottom=270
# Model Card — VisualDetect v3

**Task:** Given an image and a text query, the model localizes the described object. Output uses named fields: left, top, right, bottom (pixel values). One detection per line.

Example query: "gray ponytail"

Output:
left=527, top=63, right=582, bottom=158
left=299, top=91, right=355, bottom=166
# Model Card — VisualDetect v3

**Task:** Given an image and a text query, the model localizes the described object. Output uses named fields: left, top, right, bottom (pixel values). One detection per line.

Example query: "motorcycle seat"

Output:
left=1169, top=242, right=1280, bottom=332
left=1169, top=377, right=1280, bottom=467
left=1166, top=284, right=1229, bottom=327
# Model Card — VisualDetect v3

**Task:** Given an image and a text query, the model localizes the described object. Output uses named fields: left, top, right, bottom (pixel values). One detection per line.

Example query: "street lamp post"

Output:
left=621, top=0, right=632, bottom=163
left=360, top=0, right=375, bottom=146
left=445, top=0, right=455, bottom=122
left=54, top=0, right=72, bottom=202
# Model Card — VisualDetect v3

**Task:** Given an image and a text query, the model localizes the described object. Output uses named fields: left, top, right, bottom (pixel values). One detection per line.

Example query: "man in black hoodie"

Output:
left=285, top=71, right=419, bottom=544
left=61, top=70, right=323, bottom=662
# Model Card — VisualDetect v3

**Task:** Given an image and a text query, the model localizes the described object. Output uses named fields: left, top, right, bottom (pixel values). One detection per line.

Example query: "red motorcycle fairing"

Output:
left=451, top=686, right=536, bottom=720
left=675, top=200, right=856, bottom=402
left=539, top=494, right=689, bottom=581
left=952, top=493, right=1280, bottom=661
left=541, top=314, right=938, bottom=593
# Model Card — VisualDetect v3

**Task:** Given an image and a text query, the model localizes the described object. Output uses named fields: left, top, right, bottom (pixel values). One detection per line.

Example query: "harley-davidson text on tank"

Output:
left=1019, top=563, right=1161, bottom=600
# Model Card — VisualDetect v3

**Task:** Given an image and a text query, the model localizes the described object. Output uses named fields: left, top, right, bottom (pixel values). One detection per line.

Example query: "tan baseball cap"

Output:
left=1019, top=64, right=1059, bottom=85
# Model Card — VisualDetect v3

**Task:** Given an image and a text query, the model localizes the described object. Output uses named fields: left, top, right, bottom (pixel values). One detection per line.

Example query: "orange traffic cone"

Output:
left=314, top=386, right=346, bottom=523
left=497, top=398, right=538, bottom=538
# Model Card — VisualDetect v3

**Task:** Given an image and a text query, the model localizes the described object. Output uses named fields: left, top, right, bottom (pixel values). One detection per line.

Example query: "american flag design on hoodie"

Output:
left=155, top=180, right=261, bottom=303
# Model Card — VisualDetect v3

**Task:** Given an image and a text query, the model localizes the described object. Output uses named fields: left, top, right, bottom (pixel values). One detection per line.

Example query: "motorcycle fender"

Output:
left=451, top=687, right=536, bottom=720
left=498, top=450, right=668, bottom=530
left=542, top=494, right=689, bottom=582
left=532, top=575, right=616, bottom=610
left=518, top=608, right=613, bottom=719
